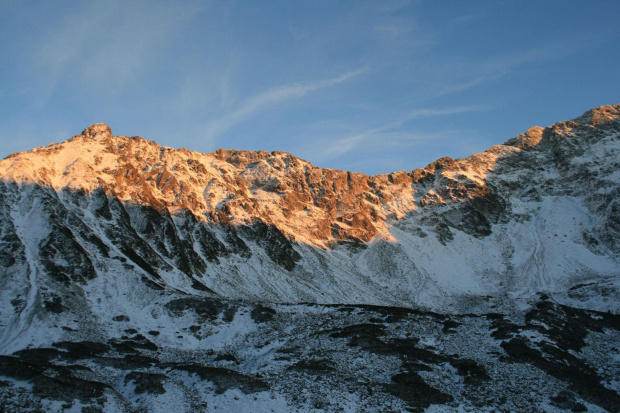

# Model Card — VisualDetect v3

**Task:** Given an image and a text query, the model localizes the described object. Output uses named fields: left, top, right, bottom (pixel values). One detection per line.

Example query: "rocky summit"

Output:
left=0, top=104, right=619, bottom=412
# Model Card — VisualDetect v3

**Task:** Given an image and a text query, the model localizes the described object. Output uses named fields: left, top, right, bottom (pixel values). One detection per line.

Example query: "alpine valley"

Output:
left=0, top=104, right=619, bottom=412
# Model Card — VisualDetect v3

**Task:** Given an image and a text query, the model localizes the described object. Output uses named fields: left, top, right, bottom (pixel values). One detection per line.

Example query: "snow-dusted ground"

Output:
left=0, top=283, right=618, bottom=412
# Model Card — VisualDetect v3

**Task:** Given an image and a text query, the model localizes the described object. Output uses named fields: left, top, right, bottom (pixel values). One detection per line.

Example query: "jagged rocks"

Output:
left=385, top=371, right=454, bottom=412
left=165, top=297, right=231, bottom=321
left=80, top=123, right=113, bottom=141
left=250, top=304, right=276, bottom=323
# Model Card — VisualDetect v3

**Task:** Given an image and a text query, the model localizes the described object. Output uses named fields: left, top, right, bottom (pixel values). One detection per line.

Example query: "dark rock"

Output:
left=93, top=354, right=158, bottom=370
left=384, top=371, right=453, bottom=412
left=288, top=358, right=336, bottom=373
left=501, top=334, right=620, bottom=412
left=43, top=295, right=65, bottom=313
left=167, top=364, right=269, bottom=394
left=32, top=374, right=110, bottom=403
left=108, top=335, right=158, bottom=353
left=442, top=319, right=460, bottom=333
left=39, top=224, right=98, bottom=285
left=52, top=341, right=111, bottom=359
left=14, top=348, right=65, bottom=364
left=165, top=297, right=231, bottom=322
left=550, top=390, right=587, bottom=412
left=329, top=323, right=387, bottom=352
left=241, top=220, right=300, bottom=270
left=0, top=355, right=111, bottom=403
left=214, top=354, right=237, bottom=363
left=251, top=305, right=276, bottom=323
left=125, top=371, right=167, bottom=395
left=450, top=358, right=490, bottom=385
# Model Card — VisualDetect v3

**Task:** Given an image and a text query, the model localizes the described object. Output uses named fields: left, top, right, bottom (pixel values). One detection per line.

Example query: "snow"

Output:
left=0, top=191, right=57, bottom=354
left=1, top=107, right=620, bottom=411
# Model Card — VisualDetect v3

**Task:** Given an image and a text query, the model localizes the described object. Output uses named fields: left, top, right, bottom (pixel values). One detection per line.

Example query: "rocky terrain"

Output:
left=0, top=104, right=619, bottom=411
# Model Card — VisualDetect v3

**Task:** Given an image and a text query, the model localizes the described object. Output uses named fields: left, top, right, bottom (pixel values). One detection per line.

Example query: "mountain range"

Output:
left=0, top=104, right=619, bottom=412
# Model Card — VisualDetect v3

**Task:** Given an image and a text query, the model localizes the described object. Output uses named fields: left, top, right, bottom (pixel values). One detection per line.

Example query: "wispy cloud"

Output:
left=310, top=105, right=487, bottom=161
left=202, top=67, right=369, bottom=139
left=476, top=40, right=586, bottom=79
left=31, top=1, right=202, bottom=105
left=363, top=0, right=412, bottom=13
left=374, top=24, right=412, bottom=37
left=430, top=36, right=594, bottom=98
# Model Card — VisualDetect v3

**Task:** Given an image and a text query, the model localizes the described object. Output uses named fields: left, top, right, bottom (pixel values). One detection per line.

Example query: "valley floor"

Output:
left=1, top=294, right=619, bottom=412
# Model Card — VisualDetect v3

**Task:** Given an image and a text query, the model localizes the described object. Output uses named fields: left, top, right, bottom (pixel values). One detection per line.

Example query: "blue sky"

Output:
left=1, top=0, right=619, bottom=175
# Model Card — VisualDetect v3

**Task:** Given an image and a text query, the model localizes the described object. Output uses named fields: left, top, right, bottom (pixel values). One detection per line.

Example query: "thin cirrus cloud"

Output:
left=201, top=67, right=369, bottom=140
left=1, top=1, right=618, bottom=174
left=30, top=1, right=201, bottom=104
left=432, top=34, right=596, bottom=97
left=310, top=105, right=488, bottom=161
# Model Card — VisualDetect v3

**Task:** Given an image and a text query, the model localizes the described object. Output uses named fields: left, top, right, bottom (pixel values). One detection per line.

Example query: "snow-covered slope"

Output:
left=1, top=104, right=619, bottom=412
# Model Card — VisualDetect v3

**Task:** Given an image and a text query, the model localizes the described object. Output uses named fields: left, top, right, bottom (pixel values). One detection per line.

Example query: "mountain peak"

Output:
left=81, top=123, right=113, bottom=140
left=575, top=103, right=620, bottom=126
left=503, top=126, right=544, bottom=149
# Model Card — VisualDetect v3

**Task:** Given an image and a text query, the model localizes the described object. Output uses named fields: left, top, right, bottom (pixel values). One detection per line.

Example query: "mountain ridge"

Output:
left=5, top=104, right=618, bottom=248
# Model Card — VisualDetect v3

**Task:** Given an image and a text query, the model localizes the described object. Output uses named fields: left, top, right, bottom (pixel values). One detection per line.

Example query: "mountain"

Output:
left=0, top=104, right=619, bottom=412
left=1, top=106, right=619, bottom=312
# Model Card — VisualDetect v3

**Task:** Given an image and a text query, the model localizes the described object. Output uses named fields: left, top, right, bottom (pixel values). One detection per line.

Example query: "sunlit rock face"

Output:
left=0, top=119, right=512, bottom=247
left=81, top=123, right=113, bottom=140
